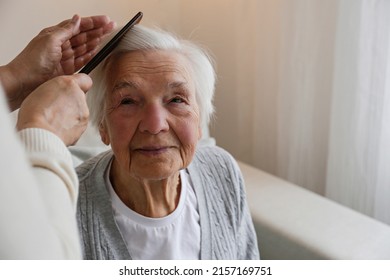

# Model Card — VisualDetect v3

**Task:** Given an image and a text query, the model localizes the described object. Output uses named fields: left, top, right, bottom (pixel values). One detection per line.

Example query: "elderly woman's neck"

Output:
left=110, top=165, right=181, bottom=218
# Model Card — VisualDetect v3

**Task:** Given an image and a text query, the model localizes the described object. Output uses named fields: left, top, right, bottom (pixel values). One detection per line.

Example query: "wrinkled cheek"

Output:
left=179, top=133, right=199, bottom=168
left=108, top=116, right=138, bottom=143
left=182, top=146, right=197, bottom=168
left=181, top=116, right=202, bottom=143
left=178, top=116, right=201, bottom=163
left=111, top=143, right=131, bottom=169
left=108, top=128, right=135, bottom=170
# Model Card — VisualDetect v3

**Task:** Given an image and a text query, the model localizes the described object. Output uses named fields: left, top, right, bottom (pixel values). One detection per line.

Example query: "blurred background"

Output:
left=1, top=0, right=390, bottom=227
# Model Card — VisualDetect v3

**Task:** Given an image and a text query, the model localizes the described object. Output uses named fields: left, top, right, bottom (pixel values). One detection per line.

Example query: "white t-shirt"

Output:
left=105, top=165, right=201, bottom=260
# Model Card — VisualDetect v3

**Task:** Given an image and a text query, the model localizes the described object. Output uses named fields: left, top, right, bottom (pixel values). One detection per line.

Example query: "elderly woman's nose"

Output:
left=139, top=103, right=169, bottom=134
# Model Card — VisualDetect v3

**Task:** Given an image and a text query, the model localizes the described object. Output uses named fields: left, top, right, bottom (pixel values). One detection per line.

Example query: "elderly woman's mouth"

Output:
left=135, top=146, right=171, bottom=156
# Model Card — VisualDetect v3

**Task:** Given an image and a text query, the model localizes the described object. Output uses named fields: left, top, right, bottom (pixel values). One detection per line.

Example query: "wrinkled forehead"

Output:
left=104, top=50, right=194, bottom=88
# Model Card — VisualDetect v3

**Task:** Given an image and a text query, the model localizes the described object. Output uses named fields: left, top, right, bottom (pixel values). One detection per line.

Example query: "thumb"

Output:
left=56, top=15, right=81, bottom=45
left=68, top=14, right=81, bottom=36
left=73, top=73, right=93, bottom=93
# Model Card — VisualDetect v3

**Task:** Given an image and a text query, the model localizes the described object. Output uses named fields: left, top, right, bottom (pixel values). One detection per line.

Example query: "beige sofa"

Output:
left=239, top=161, right=390, bottom=260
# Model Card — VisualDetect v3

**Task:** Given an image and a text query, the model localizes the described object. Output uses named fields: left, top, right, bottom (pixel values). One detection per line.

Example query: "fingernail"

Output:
left=71, top=14, right=80, bottom=23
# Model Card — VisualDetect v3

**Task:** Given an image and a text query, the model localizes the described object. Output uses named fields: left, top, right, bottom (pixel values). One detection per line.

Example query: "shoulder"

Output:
left=76, top=150, right=113, bottom=182
left=190, top=145, right=243, bottom=191
left=193, top=145, right=240, bottom=175
left=194, top=145, right=235, bottom=163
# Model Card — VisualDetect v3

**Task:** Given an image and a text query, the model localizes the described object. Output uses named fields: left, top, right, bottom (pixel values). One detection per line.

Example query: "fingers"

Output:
left=16, top=74, right=92, bottom=146
left=73, top=16, right=115, bottom=45
left=68, top=26, right=109, bottom=47
left=60, top=53, right=92, bottom=74
left=60, top=15, right=115, bottom=72
left=72, top=73, right=93, bottom=93
left=54, top=15, right=115, bottom=50
left=67, top=19, right=115, bottom=51
left=46, top=14, right=81, bottom=45
left=61, top=37, right=100, bottom=59
left=79, top=15, right=115, bottom=32
left=79, top=15, right=109, bottom=30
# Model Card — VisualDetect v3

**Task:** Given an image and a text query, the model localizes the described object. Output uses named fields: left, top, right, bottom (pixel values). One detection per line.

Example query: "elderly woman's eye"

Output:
left=120, top=98, right=135, bottom=105
left=170, top=97, right=185, bottom=103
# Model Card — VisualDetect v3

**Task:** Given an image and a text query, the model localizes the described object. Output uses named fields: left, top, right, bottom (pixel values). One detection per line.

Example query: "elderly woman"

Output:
left=76, top=24, right=259, bottom=260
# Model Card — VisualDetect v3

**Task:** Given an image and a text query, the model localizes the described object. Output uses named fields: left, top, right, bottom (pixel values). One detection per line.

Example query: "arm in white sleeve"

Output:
left=0, top=89, right=81, bottom=259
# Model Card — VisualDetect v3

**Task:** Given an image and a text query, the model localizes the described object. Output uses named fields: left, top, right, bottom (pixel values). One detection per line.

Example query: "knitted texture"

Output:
left=76, top=145, right=259, bottom=260
left=18, top=128, right=78, bottom=203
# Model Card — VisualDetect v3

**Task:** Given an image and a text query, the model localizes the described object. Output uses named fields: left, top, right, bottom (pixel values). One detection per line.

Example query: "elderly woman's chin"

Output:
left=130, top=163, right=180, bottom=181
left=125, top=155, right=183, bottom=181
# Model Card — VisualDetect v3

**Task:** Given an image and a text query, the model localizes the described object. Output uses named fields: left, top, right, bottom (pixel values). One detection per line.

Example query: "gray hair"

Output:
left=87, top=25, right=216, bottom=130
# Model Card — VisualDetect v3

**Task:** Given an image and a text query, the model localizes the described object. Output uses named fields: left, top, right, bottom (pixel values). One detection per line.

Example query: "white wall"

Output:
left=0, top=0, right=280, bottom=164
left=0, top=0, right=183, bottom=64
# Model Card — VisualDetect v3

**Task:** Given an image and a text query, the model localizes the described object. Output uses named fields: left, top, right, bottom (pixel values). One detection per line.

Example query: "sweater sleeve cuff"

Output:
left=18, top=128, right=78, bottom=203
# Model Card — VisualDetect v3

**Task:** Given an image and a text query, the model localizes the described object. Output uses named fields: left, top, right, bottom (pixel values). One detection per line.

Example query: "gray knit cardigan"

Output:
left=76, top=145, right=260, bottom=260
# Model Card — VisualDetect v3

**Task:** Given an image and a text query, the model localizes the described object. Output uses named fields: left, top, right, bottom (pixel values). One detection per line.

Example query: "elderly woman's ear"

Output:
left=99, top=121, right=110, bottom=145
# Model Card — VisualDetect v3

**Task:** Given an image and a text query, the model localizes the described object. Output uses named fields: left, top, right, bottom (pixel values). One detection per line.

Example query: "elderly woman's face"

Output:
left=100, top=50, right=201, bottom=180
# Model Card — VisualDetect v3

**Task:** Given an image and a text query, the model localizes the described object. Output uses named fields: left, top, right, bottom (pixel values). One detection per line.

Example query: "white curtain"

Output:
left=326, top=0, right=390, bottom=224
left=210, top=0, right=390, bottom=225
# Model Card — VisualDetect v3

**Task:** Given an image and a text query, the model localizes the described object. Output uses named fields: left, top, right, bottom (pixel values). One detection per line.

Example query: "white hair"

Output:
left=87, top=25, right=216, bottom=130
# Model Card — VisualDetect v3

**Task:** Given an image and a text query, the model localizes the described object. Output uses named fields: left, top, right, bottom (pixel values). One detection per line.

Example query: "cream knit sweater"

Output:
left=0, top=90, right=81, bottom=259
